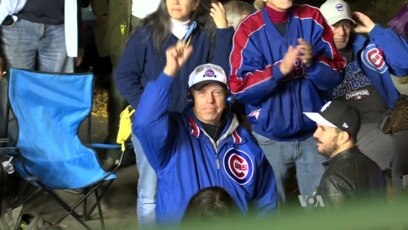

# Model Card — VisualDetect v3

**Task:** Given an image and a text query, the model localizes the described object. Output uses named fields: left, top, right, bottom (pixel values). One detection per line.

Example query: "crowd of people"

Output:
left=1, top=0, right=407, bottom=228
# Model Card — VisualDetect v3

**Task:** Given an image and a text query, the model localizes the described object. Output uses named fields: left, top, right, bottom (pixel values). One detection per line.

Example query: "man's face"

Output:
left=331, top=20, right=352, bottom=50
left=192, top=83, right=226, bottom=125
left=313, top=125, right=342, bottom=158
left=264, top=0, right=293, bottom=12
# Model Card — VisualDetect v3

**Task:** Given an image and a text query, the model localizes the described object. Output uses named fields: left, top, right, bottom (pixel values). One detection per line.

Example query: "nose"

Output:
left=337, top=25, right=346, bottom=36
left=313, top=128, right=320, bottom=139
left=205, top=92, right=215, bottom=103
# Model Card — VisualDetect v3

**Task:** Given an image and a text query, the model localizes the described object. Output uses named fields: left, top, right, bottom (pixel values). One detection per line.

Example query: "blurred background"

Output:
left=77, top=0, right=408, bottom=84
left=300, top=0, right=407, bottom=25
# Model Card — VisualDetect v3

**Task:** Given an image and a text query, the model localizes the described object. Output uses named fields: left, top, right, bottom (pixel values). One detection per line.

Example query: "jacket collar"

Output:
left=184, top=108, right=242, bottom=144
left=322, top=146, right=360, bottom=166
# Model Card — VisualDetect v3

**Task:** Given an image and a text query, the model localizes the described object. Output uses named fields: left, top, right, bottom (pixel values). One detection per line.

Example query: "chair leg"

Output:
left=85, top=180, right=113, bottom=217
left=83, top=188, right=88, bottom=220
left=11, top=181, right=41, bottom=208
left=39, top=179, right=114, bottom=229
left=54, top=182, right=112, bottom=229
left=56, top=191, right=93, bottom=225
left=95, top=189, right=105, bottom=230
left=45, top=188, right=91, bottom=230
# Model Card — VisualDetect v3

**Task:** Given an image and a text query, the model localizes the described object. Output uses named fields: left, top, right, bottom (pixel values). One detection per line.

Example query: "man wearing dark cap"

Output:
left=133, top=42, right=277, bottom=225
left=304, top=100, right=386, bottom=206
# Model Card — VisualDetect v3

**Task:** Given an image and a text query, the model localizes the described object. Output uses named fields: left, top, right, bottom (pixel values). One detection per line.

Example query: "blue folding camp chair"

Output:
left=0, top=68, right=123, bottom=229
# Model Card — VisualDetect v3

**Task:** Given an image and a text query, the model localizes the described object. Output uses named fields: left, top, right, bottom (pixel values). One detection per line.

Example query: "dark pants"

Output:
left=392, top=130, right=408, bottom=191
left=0, top=78, right=17, bottom=147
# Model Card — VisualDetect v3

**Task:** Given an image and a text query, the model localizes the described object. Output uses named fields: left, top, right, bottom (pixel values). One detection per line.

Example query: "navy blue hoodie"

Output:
left=115, top=25, right=234, bottom=113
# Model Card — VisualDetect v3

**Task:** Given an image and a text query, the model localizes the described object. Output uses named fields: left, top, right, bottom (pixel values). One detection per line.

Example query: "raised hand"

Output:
left=352, top=11, right=375, bottom=34
left=210, top=2, right=228, bottom=29
left=163, top=41, right=193, bottom=77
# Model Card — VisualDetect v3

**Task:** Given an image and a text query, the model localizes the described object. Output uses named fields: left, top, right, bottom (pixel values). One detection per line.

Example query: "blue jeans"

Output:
left=132, top=134, right=157, bottom=228
left=0, top=78, right=18, bottom=146
left=1, top=18, right=67, bottom=72
left=253, top=132, right=326, bottom=203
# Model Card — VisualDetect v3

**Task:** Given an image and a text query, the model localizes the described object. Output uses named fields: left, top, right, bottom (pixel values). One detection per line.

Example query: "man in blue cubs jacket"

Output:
left=320, top=0, right=408, bottom=191
left=134, top=42, right=278, bottom=225
left=228, top=0, right=346, bottom=202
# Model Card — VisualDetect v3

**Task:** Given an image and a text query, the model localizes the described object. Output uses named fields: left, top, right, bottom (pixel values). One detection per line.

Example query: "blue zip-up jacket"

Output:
left=339, top=25, right=408, bottom=108
left=115, top=25, right=234, bottom=113
left=134, top=73, right=278, bottom=224
left=228, top=5, right=345, bottom=141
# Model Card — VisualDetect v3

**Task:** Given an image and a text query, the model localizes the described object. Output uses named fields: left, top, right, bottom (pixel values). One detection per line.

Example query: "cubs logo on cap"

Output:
left=320, top=0, right=356, bottom=26
left=188, top=63, right=228, bottom=90
left=204, top=69, right=215, bottom=78
left=335, top=3, right=344, bottom=11
left=223, top=148, right=254, bottom=185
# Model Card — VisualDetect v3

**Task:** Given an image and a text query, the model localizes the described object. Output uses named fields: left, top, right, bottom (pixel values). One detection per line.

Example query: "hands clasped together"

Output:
left=280, top=38, right=313, bottom=75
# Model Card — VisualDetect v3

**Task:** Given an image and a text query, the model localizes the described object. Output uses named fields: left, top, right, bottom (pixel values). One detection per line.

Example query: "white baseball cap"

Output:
left=188, top=63, right=228, bottom=90
left=320, top=0, right=356, bottom=26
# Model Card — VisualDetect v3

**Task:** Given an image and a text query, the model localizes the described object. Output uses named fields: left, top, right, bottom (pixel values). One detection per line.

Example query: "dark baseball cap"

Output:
left=303, top=100, right=361, bottom=139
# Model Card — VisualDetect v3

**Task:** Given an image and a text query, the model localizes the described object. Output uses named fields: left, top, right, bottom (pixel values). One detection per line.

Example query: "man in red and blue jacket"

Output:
left=228, top=0, right=346, bottom=202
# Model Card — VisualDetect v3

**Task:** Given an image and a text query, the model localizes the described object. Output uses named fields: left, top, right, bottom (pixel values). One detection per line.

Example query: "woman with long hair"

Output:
left=115, top=0, right=234, bottom=228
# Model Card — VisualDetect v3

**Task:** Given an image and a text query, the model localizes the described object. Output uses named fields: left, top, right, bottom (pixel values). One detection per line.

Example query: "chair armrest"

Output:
left=0, top=147, right=18, bottom=157
left=87, top=143, right=121, bottom=150
left=87, top=143, right=127, bottom=174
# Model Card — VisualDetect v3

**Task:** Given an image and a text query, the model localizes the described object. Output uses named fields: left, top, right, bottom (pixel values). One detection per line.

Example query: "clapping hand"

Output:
left=297, top=38, right=313, bottom=67
left=280, top=45, right=299, bottom=75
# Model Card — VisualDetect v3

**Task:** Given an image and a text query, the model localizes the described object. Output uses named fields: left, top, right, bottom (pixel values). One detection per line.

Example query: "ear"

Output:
left=188, top=90, right=195, bottom=106
left=338, top=131, right=351, bottom=145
